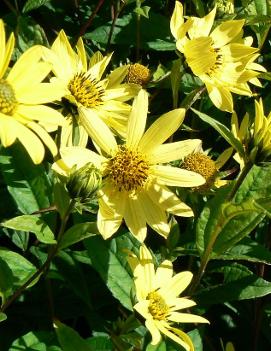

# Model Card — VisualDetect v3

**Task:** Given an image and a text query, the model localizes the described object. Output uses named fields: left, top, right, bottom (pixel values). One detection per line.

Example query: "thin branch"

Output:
left=77, top=0, right=105, bottom=39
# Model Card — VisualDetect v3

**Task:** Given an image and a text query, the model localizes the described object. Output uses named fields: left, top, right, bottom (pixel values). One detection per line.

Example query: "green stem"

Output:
left=190, top=161, right=253, bottom=293
left=0, top=200, right=75, bottom=313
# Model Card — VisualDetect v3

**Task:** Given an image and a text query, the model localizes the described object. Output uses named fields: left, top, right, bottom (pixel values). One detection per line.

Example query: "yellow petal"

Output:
left=7, top=46, right=44, bottom=87
left=97, top=195, right=123, bottom=239
left=0, top=31, right=15, bottom=79
left=126, top=89, right=148, bottom=149
left=107, top=65, right=129, bottom=88
left=78, top=107, right=117, bottom=156
left=146, top=319, right=162, bottom=346
left=137, top=191, right=170, bottom=238
left=170, top=1, right=184, bottom=39
left=150, top=165, right=205, bottom=187
left=188, top=7, right=216, bottom=39
left=124, top=196, right=147, bottom=242
left=211, top=20, right=245, bottom=48
left=88, top=53, right=112, bottom=81
left=154, top=260, right=173, bottom=290
left=205, top=83, right=233, bottom=112
left=26, top=121, right=58, bottom=157
left=150, top=139, right=202, bottom=164
left=16, top=104, right=64, bottom=126
left=147, top=181, right=194, bottom=217
left=138, top=245, right=156, bottom=292
left=76, top=37, right=87, bottom=72
left=160, top=325, right=194, bottom=351
left=139, top=108, right=185, bottom=153
left=51, top=30, right=78, bottom=78
left=170, top=297, right=196, bottom=311
left=14, top=123, right=45, bottom=164
left=159, top=271, right=193, bottom=299
left=169, top=311, right=209, bottom=324
left=59, top=146, right=105, bottom=170
left=16, top=83, right=66, bottom=104
left=0, top=115, right=17, bottom=146
left=104, top=85, right=140, bottom=102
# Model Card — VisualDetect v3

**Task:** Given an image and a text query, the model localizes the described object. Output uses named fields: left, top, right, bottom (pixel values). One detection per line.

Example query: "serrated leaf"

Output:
left=196, top=263, right=271, bottom=304
left=53, top=179, right=71, bottom=220
left=85, top=234, right=138, bottom=311
left=59, top=222, right=98, bottom=249
left=22, top=0, right=52, bottom=13
left=0, top=144, right=52, bottom=214
left=54, top=320, right=94, bottom=351
left=2, top=215, right=56, bottom=244
left=191, top=108, right=245, bottom=157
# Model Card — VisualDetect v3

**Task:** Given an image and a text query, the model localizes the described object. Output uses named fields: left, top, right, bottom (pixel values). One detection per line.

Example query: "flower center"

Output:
left=126, top=63, right=151, bottom=86
left=181, top=152, right=217, bottom=190
left=106, top=146, right=149, bottom=192
left=0, top=79, right=17, bottom=115
left=68, top=72, right=104, bottom=108
left=147, top=291, right=169, bottom=321
left=183, top=37, right=223, bottom=77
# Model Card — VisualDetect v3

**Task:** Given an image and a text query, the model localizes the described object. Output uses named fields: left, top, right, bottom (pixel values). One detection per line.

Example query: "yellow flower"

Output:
left=231, top=98, right=271, bottom=166
left=127, top=245, right=209, bottom=349
left=53, top=90, right=205, bottom=242
left=181, top=146, right=233, bottom=191
left=42, top=30, right=140, bottom=146
left=0, top=20, right=65, bottom=164
left=170, top=2, right=266, bottom=112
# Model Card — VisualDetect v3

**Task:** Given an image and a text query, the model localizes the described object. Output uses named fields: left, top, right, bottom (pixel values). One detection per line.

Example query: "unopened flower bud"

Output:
left=126, top=63, right=151, bottom=86
left=214, top=0, right=234, bottom=15
left=66, top=163, right=102, bottom=202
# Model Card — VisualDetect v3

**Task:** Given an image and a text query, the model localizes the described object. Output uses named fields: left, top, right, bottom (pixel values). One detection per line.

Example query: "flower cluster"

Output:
left=0, top=1, right=268, bottom=348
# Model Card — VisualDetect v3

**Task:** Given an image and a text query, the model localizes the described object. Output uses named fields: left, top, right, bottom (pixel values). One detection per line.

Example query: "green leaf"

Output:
left=59, top=222, right=98, bottom=249
left=55, top=320, right=94, bottom=351
left=134, top=6, right=151, bottom=18
left=2, top=215, right=56, bottom=244
left=0, top=312, right=7, bottom=322
left=146, top=341, right=167, bottom=351
left=234, top=165, right=271, bottom=204
left=0, top=249, right=37, bottom=292
left=188, top=329, right=203, bottom=351
left=87, top=336, right=113, bottom=350
left=214, top=237, right=271, bottom=264
left=22, top=0, right=52, bottom=13
left=0, top=257, right=14, bottom=302
left=171, top=59, right=183, bottom=108
left=10, top=331, right=61, bottom=350
left=191, top=108, right=245, bottom=157
left=0, top=144, right=52, bottom=214
left=197, top=165, right=271, bottom=256
left=196, top=263, right=271, bottom=304
left=54, top=251, right=93, bottom=307
left=85, top=234, right=138, bottom=311
left=53, top=178, right=71, bottom=220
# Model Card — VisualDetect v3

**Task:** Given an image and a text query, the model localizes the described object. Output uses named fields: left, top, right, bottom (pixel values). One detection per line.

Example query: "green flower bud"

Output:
left=214, top=0, right=234, bottom=15
left=66, top=163, right=102, bottom=202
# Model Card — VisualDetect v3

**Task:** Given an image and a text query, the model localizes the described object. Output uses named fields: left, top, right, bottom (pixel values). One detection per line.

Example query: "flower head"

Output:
left=128, top=245, right=209, bottom=349
left=170, top=2, right=266, bottom=112
left=42, top=30, right=140, bottom=146
left=53, top=90, right=205, bottom=242
left=0, top=20, right=65, bottom=164
left=126, top=63, right=151, bottom=86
